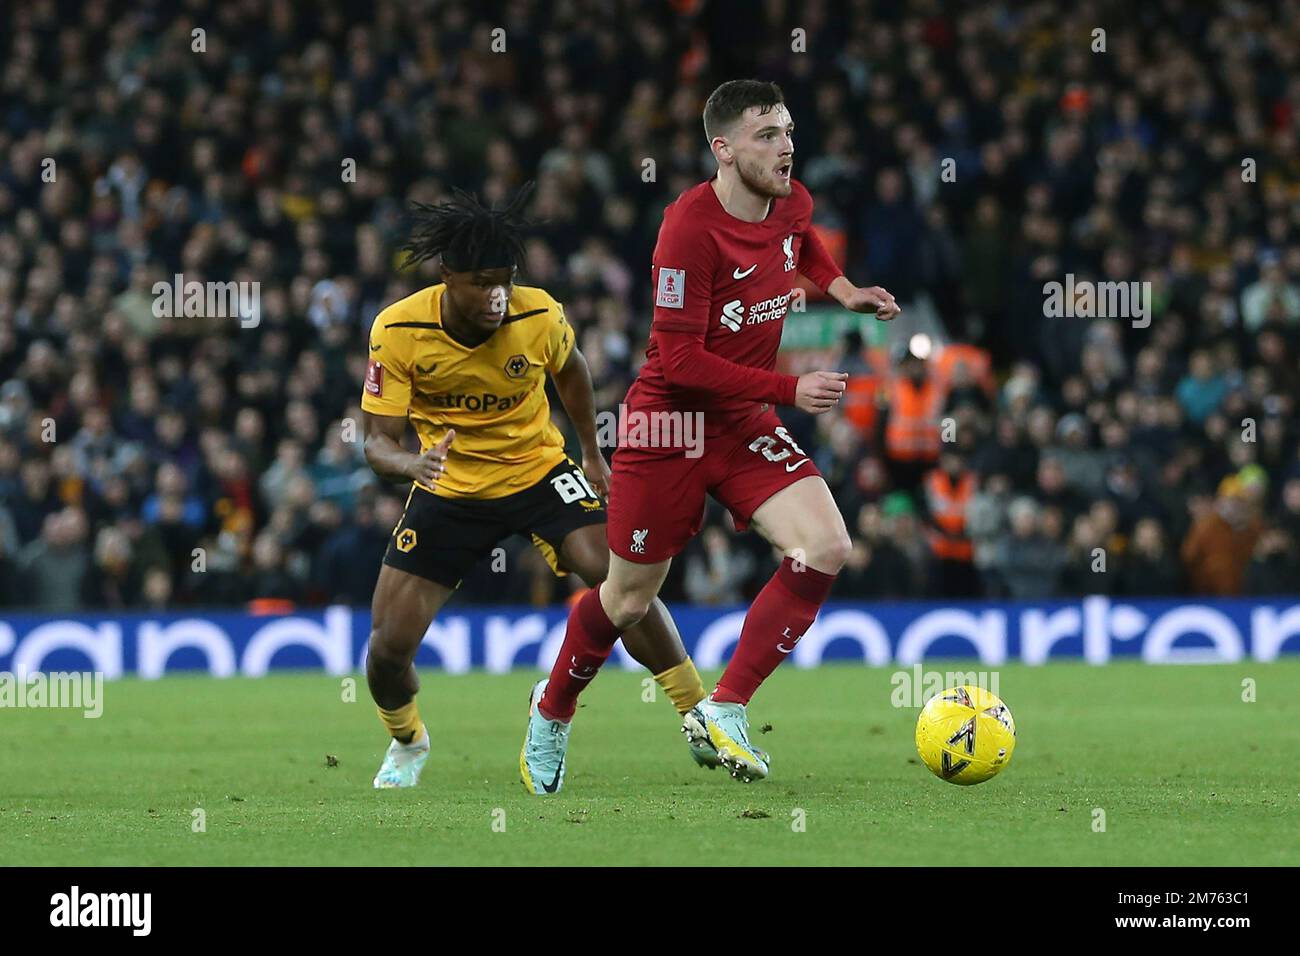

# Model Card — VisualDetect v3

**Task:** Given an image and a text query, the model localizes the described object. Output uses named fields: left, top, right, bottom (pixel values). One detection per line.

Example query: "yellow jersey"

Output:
left=361, top=283, right=575, bottom=499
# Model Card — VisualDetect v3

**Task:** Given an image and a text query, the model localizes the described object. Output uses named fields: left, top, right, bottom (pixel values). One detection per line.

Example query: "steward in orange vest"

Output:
left=925, top=462, right=976, bottom=562
left=922, top=450, right=981, bottom=597
left=883, top=353, right=943, bottom=463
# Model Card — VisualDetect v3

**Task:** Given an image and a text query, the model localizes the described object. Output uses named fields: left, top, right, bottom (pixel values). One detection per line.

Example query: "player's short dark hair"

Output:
left=703, top=80, right=785, bottom=141
left=401, top=182, right=535, bottom=273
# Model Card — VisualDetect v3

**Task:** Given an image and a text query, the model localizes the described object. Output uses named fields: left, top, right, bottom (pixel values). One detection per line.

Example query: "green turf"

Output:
left=1, top=661, right=1297, bottom=866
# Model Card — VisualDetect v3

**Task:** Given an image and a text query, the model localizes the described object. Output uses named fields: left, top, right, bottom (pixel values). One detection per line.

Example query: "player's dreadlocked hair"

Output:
left=401, top=182, right=535, bottom=273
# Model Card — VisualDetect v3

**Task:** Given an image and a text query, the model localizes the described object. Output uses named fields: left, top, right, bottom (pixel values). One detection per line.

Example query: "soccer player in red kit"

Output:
left=518, top=80, right=899, bottom=791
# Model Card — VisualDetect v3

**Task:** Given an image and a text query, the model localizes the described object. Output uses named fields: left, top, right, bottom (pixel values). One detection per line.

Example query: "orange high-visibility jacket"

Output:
left=842, top=374, right=879, bottom=433
left=885, top=377, right=943, bottom=461
left=925, top=469, right=975, bottom=561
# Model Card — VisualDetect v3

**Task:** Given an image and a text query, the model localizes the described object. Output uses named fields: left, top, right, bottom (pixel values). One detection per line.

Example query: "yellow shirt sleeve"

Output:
left=360, top=311, right=413, bottom=416
left=545, top=297, right=576, bottom=374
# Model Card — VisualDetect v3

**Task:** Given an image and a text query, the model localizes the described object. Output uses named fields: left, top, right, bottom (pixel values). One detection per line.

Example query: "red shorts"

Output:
left=606, top=408, right=823, bottom=563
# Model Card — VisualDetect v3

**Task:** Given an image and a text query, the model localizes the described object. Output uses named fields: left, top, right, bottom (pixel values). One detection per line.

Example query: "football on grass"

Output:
left=915, top=685, right=1017, bottom=785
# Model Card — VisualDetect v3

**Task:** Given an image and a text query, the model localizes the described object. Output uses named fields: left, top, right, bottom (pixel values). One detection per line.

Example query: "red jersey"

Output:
left=625, top=176, right=844, bottom=433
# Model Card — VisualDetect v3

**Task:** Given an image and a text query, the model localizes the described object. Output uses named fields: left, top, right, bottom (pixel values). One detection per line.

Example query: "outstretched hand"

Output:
left=407, top=429, right=454, bottom=486
left=842, top=285, right=901, bottom=321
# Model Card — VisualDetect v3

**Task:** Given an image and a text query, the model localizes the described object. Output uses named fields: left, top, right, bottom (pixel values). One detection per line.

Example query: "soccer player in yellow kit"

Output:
left=360, top=186, right=710, bottom=791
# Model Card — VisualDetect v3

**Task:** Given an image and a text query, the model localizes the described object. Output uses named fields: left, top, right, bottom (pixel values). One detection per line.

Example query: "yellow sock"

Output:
left=654, top=659, right=707, bottom=715
left=376, top=700, right=423, bottom=744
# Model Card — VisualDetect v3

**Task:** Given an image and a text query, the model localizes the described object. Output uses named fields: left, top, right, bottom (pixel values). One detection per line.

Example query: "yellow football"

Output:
left=915, top=685, right=1017, bottom=785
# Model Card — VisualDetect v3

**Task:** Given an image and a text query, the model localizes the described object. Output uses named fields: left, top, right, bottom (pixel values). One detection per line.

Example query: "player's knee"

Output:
left=367, top=626, right=414, bottom=671
left=800, top=531, right=852, bottom=574
left=604, top=589, right=652, bottom=630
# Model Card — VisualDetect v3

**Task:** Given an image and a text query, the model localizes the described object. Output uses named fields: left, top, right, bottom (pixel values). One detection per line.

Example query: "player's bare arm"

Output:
left=362, top=410, right=453, bottom=487
left=548, top=346, right=612, bottom=498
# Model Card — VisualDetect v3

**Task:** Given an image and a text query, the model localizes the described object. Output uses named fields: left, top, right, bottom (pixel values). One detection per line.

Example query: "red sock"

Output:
left=714, top=557, right=836, bottom=705
left=539, top=585, right=622, bottom=721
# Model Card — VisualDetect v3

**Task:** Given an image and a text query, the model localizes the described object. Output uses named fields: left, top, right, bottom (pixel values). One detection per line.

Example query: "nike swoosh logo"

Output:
left=369, top=343, right=381, bottom=352
left=541, top=759, right=563, bottom=793
left=785, top=458, right=811, bottom=473
left=567, top=655, right=594, bottom=681
left=733, top=264, right=757, bottom=280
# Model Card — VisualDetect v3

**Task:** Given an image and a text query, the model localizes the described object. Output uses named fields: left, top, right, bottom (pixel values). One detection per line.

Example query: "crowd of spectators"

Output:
left=2, top=0, right=1299, bottom=610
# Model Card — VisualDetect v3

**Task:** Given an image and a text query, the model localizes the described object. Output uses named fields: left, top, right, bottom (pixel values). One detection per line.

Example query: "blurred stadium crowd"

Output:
left=2, top=0, right=1300, bottom=610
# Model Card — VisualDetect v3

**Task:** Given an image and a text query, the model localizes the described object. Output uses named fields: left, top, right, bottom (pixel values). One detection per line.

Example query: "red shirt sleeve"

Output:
left=650, top=209, right=715, bottom=334
left=655, top=328, right=798, bottom=406
left=797, top=223, right=844, bottom=293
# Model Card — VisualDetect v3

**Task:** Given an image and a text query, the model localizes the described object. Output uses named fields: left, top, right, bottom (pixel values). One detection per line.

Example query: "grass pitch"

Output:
left=2, top=661, right=1297, bottom=866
